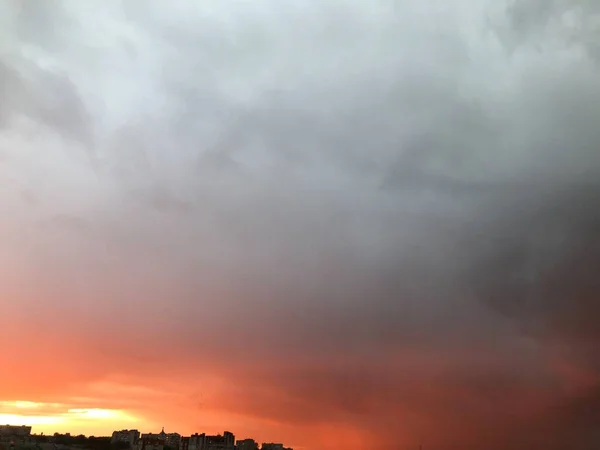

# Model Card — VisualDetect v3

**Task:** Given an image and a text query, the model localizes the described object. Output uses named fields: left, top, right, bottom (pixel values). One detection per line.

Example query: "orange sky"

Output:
left=0, top=336, right=376, bottom=449
left=2, top=1, right=600, bottom=449
left=2, top=321, right=598, bottom=450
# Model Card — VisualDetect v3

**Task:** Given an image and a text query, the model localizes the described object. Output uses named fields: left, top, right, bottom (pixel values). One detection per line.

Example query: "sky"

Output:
left=1, top=0, right=600, bottom=449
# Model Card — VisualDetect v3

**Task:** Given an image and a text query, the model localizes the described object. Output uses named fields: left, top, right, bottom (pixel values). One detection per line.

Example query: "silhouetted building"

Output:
left=166, top=434, right=181, bottom=448
left=236, top=439, right=258, bottom=450
left=138, top=429, right=181, bottom=450
left=179, top=437, right=189, bottom=450
left=0, top=426, right=32, bottom=438
left=137, top=437, right=164, bottom=450
left=188, top=433, right=202, bottom=450
left=0, top=425, right=32, bottom=445
left=111, top=430, right=140, bottom=447
left=188, top=432, right=234, bottom=450
left=260, top=444, right=292, bottom=450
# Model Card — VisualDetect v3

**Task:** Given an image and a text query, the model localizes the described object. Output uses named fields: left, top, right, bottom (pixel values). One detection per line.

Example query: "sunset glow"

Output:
left=0, top=414, right=61, bottom=427
left=2, top=1, right=600, bottom=449
left=0, top=401, right=141, bottom=435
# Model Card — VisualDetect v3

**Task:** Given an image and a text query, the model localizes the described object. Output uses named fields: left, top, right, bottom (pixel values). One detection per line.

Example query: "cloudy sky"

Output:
left=1, top=0, right=600, bottom=449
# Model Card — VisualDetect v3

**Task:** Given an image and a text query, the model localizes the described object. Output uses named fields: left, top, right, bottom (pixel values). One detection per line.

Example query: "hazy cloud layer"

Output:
left=2, top=1, right=600, bottom=449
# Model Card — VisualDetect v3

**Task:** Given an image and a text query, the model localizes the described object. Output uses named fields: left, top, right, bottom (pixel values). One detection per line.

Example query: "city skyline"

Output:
left=0, top=425, right=291, bottom=450
left=2, top=0, right=600, bottom=449
left=0, top=415, right=279, bottom=447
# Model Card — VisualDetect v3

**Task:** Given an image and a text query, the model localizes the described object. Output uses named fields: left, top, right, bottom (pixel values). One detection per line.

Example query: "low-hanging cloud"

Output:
left=1, top=0, right=600, bottom=449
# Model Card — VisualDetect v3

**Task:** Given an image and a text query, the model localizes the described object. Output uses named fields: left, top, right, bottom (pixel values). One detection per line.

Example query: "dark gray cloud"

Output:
left=2, top=0, right=600, bottom=448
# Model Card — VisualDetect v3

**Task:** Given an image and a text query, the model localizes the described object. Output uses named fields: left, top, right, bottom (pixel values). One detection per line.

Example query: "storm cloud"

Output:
left=1, top=1, right=600, bottom=449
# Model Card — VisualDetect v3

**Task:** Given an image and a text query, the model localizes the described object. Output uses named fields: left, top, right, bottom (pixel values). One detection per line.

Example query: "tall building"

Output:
left=188, top=433, right=202, bottom=450
left=0, top=425, right=32, bottom=445
left=137, top=429, right=181, bottom=450
left=0, top=426, right=32, bottom=438
left=111, top=430, right=140, bottom=447
left=260, top=444, right=292, bottom=450
left=188, top=431, right=234, bottom=450
left=236, top=439, right=258, bottom=450
left=137, top=436, right=164, bottom=450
